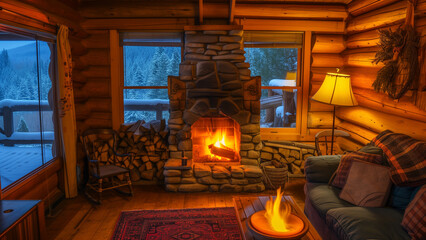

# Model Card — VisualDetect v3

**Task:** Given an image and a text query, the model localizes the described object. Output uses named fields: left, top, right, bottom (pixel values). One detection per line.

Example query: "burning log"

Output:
left=208, top=144, right=236, bottom=160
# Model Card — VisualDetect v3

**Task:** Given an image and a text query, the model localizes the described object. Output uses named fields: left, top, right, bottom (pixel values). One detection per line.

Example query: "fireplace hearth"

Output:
left=164, top=26, right=265, bottom=192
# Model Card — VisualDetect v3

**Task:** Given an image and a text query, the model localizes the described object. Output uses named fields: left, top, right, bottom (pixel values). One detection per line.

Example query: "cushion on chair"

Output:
left=401, top=185, right=426, bottom=240
left=304, top=155, right=341, bottom=183
left=326, top=207, right=410, bottom=240
left=305, top=182, right=354, bottom=219
left=372, top=130, right=426, bottom=186
left=331, top=151, right=383, bottom=189
left=95, top=165, right=129, bottom=178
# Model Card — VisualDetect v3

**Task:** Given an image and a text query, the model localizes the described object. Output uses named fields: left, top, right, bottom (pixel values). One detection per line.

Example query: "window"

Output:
left=244, top=31, right=303, bottom=132
left=120, top=32, right=182, bottom=123
left=0, top=28, right=58, bottom=189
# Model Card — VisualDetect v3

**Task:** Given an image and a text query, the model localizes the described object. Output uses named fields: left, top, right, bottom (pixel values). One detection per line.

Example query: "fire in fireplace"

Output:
left=191, top=116, right=240, bottom=163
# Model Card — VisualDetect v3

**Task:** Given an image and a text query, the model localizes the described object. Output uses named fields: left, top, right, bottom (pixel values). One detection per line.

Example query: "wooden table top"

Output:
left=233, top=195, right=321, bottom=240
left=0, top=200, right=40, bottom=234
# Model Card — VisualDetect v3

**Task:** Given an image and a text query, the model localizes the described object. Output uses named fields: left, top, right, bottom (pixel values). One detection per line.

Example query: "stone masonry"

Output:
left=165, top=26, right=265, bottom=192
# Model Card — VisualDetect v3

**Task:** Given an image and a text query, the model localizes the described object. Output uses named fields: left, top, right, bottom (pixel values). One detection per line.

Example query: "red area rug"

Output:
left=111, top=207, right=242, bottom=240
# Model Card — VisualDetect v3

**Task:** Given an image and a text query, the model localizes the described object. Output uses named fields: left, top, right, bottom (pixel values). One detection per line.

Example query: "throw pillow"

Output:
left=332, top=151, right=383, bottom=189
left=401, top=185, right=426, bottom=240
left=388, top=185, right=421, bottom=211
left=372, top=130, right=426, bottom=186
left=339, top=160, right=392, bottom=207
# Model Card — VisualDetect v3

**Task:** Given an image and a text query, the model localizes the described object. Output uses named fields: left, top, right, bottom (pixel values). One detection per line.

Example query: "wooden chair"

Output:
left=82, top=129, right=133, bottom=204
left=315, top=129, right=351, bottom=155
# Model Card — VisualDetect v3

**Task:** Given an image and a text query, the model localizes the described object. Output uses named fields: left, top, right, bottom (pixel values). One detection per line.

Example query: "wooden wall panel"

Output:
left=336, top=106, right=426, bottom=141
left=340, top=0, right=426, bottom=148
left=71, top=29, right=112, bottom=135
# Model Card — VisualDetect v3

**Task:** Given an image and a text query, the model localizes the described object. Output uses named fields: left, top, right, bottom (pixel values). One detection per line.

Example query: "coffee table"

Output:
left=233, top=195, right=321, bottom=240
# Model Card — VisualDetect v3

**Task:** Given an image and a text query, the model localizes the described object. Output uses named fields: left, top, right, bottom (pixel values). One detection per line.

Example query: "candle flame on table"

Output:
left=265, top=187, right=292, bottom=232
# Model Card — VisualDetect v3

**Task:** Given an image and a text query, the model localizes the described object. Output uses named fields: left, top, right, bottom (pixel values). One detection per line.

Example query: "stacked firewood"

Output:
left=116, top=120, right=169, bottom=182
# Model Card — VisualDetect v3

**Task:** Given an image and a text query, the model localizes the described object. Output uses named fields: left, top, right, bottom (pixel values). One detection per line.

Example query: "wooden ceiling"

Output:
left=77, top=0, right=352, bottom=4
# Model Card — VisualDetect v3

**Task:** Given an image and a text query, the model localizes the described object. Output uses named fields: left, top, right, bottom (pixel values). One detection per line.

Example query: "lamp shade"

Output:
left=312, top=73, right=358, bottom=106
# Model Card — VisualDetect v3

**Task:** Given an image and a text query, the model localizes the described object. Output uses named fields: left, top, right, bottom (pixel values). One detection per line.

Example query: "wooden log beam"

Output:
left=229, top=0, right=236, bottom=24
left=239, top=18, right=345, bottom=32
left=232, top=3, right=348, bottom=20
left=75, top=98, right=112, bottom=120
left=312, top=34, right=346, bottom=53
left=81, top=31, right=110, bottom=49
left=343, top=67, right=378, bottom=89
left=199, top=0, right=204, bottom=24
left=353, top=87, right=426, bottom=122
left=342, top=47, right=383, bottom=68
left=79, top=49, right=110, bottom=67
left=307, top=111, right=341, bottom=129
left=312, top=53, right=344, bottom=68
left=79, top=1, right=348, bottom=20
left=348, top=0, right=400, bottom=16
left=81, top=18, right=195, bottom=30
left=346, top=24, right=399, bottom=49
left=336, top=106, right=426, bottom=141
left=336, top=137, right=363, bottom=152
left=337, top=120, right=379, bottom=145
left=347, top=0, right=426, bottom=33
left=0, top=10, right=56, bottom=34
left=1, top=0, right=80, bottom=24
left=309, top=100, right=334, bottom=112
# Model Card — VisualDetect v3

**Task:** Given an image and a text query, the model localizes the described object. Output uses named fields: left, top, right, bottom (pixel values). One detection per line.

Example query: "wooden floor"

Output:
left=46, top=178, right=306, bottom=240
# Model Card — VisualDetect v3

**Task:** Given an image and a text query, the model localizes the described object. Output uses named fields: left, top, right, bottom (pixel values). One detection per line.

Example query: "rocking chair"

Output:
left=315, top=129, right=351, bottom=156
left=82, top=129, right=133, bottom=204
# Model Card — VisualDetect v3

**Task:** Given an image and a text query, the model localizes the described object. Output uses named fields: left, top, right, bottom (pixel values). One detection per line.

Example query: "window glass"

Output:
left=121, top=32, right=182, bottom=124
left=245, top=47, right=299, bottom=128
left=0, top=31, right=55, bottom=189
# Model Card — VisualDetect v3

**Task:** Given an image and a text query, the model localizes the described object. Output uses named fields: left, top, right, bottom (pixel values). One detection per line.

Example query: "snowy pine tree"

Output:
left=17, top=117, right=29, bottom=132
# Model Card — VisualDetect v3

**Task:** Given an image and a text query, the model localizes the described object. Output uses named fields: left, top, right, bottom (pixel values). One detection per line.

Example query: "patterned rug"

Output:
left=111, top=207, right=242, bottom=240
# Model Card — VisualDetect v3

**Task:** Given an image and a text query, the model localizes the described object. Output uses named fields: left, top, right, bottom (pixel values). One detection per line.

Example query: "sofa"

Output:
left=304, top=154, right=415, bottom=240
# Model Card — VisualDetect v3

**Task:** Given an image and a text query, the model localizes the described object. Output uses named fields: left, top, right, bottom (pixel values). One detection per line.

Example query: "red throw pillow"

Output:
left=332, top=151, right=383, bottom=189
left=339, top=160, right=392, bottom=207
left=401, top=185, right=426, bottom=240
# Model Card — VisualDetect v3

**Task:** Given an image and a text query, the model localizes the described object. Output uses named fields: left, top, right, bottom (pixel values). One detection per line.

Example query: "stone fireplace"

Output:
left=164, top=26, right=265, bottom=192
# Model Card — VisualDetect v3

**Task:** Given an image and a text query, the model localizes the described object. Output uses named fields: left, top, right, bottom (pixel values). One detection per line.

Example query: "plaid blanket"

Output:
left=372, top=130, right=426, bottom=186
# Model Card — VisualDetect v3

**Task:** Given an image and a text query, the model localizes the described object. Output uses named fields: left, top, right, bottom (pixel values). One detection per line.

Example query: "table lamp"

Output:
left=311, top=72, right=358, bottom=154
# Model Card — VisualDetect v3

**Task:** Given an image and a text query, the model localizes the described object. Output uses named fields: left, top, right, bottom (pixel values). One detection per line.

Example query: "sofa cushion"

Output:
left=339, top=160, right=392, bottom=207
left=332, top=151, right=383, bottom=188
left=389, top=185, right=421, bottom=210
left=305, top=182, right=354, bottom=219
left=305, top=155, right=341, bottom=183
left=326, top=207, right=410, bottom=240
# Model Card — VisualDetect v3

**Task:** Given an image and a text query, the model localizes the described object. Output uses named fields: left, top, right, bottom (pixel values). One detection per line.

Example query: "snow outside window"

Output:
left=244, top=31, right=303, bottom=129
left=0, top=30, right=56, bottom=189
left=121, top=32, right=182, bottom=123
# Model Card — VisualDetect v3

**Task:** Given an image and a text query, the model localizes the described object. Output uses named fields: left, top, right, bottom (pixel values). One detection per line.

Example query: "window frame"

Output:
left=0, top=24, right=60, bottom=196
left=243, top=31, right=306, bottom=137
left=112, top=30, right=183, bottom=126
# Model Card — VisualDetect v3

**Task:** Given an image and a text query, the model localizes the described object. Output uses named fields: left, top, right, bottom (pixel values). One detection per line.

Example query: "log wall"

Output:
left=336, top=0, right=426, bottom=152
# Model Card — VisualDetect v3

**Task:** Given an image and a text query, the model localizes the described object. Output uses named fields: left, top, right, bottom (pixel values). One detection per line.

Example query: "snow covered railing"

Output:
left=0, top=132, right=54, bottom=145
left=124, top=99, right=169, bottom=120
left=0, top=99, right=52, bottom=145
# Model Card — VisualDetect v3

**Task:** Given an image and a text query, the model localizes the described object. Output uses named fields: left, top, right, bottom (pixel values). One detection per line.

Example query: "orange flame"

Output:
left=264, top=187, right=292, bottom=232
left=207, top=127, right=230, bottom=160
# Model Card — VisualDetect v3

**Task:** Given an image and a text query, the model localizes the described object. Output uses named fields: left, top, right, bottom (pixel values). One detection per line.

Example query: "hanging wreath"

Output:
left=372, top=0, right=420, bottom=100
